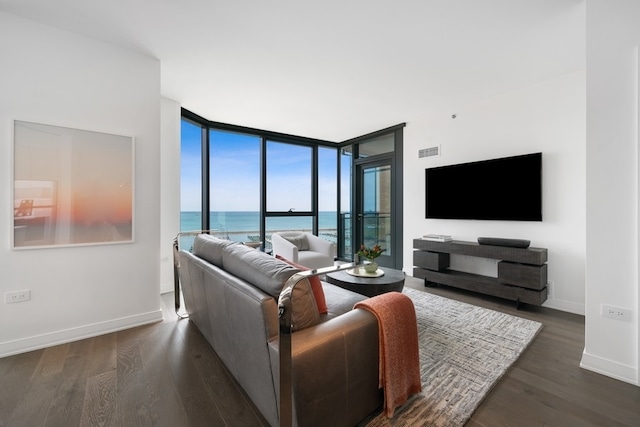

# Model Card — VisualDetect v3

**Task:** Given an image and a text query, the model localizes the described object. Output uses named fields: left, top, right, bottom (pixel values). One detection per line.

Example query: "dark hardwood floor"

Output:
left=1, top=276, right=639, bottom=427
left=406, top=280, right=640, bottom=427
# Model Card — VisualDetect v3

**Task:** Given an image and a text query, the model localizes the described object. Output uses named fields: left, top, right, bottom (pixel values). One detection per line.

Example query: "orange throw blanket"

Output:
left=355, top=292, right=422, bottom=418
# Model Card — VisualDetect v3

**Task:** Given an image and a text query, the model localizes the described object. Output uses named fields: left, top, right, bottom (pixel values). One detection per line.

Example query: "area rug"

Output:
left=360, top=287, right=542, bottom=427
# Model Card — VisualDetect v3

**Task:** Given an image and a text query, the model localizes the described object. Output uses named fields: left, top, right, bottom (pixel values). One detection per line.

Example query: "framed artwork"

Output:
left=12, top=120, right=134, bottom=249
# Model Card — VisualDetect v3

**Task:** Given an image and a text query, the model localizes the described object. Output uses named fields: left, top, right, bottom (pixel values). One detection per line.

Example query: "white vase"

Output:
left=364, top=261, right=378, bottom=273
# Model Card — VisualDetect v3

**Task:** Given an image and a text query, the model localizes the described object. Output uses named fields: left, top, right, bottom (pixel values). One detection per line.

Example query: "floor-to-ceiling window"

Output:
left=265, top=140, right=314, bottom=250
left=209, top=129, right=261, bottom=242
left=179, top=118, right=203, bottom=250
left=318, top=146, right=338, bottom=250
left=180, top=109, right=341, bottom=253
left=180, top=108, right=403, bottom=266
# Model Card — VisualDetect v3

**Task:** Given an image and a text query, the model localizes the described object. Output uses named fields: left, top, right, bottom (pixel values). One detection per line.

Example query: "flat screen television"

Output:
left=425, top=152, right=542, bottom=221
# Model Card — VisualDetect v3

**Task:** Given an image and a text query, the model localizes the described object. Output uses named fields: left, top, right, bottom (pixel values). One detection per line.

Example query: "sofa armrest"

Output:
left=272, top=233, right=299, bottom=262
left=269, top=308, right=382, bottom=427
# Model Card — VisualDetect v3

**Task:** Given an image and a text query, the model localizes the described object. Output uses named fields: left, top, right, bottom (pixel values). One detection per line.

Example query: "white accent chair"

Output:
left=271, top=231, right=335, bottom=270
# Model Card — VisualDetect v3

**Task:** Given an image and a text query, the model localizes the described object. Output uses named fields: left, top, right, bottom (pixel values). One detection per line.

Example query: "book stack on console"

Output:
left=422, top=234, right=452, bottom=242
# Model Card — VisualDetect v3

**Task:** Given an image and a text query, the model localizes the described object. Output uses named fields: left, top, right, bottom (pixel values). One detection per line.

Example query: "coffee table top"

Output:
left=326, top=266, right=405, bottom=297
left=328, top=267, right=405, bottom=285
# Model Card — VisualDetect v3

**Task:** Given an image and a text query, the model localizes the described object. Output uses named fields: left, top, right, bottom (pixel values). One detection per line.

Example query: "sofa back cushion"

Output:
left=223, top=243, right=297, bottom=298
left=222, top=244, right=320, bottom=330
left=193, top=234, right=238, bottom=267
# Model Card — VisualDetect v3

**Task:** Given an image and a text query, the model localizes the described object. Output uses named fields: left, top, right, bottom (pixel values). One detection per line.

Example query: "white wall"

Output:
left=160, top=98, right=181, bottom=294
left=403, top=70, right=586, bottom=315
left=0, top=12, right=162, bottom=356
left=583, top=0, right=639, bottom=385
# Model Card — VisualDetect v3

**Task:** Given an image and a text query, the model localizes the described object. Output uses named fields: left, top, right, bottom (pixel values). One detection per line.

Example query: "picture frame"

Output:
left=12, top=120, right=134, bottom=249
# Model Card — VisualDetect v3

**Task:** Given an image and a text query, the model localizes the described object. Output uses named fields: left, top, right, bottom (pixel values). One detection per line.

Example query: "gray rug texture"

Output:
left=361, top=287, right=542, bottom=427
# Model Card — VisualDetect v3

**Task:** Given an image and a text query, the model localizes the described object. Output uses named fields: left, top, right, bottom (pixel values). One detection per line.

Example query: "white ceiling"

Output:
left=0, top=0, right=585, bottom=141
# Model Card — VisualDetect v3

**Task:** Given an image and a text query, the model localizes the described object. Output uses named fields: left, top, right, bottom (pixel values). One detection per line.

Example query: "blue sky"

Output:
left=181, top=121, right=344, bottom=212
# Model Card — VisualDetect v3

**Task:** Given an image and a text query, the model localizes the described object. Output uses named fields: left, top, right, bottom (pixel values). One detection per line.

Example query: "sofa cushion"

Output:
left=281, top=233, right=310, bottom=251
left=276, top=255, right=328, bottom=314
left=193, top=234, right=238, bottom=267
left=222, top=243, right=298, bottom=299
left=321, top=283, right=368, bottom=321
left=223, top=244, right=320, bottom=330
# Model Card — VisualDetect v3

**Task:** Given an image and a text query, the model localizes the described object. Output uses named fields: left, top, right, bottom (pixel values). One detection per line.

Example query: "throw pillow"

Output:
left=276, top=255, right=328, bottom=314
left=278, top=278, right=321, bottom=332
left=281, top=233, right=310, bottom=251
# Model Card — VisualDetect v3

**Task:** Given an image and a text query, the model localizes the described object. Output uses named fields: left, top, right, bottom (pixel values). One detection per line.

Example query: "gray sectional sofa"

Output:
left=178, top=234, right=383, bottom=427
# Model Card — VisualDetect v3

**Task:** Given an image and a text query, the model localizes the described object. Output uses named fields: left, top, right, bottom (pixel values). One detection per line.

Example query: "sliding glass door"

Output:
left=356, top=160, right=393, bottom=267
left=348, top=127, right=403, bottom=269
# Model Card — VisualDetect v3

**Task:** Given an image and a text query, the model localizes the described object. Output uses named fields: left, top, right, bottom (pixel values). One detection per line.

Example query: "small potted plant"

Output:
left=357, top=244, right=383, bottom=273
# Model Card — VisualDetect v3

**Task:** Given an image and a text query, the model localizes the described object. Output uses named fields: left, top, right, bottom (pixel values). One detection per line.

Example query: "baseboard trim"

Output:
left=0, top=309, right=163, bottom=358
left=580, top=350, right=638, bottom=386
left=542, top=296, right=585, bottom=315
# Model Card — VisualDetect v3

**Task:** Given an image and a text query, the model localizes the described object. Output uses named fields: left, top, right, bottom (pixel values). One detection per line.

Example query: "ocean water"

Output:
left=179, top=211, right=342, bottom=249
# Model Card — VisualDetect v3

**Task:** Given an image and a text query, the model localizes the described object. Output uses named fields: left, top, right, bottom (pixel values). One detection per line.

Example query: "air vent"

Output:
left=419, top=145, right=440, bottom=158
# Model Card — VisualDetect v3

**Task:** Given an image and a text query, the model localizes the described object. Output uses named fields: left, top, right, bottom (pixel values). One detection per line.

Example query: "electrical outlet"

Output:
left=5, top=289, right=31, bottom=304
left=601, top=304, right=632, bottom=322
left=547, top=280, right=554, bottom=298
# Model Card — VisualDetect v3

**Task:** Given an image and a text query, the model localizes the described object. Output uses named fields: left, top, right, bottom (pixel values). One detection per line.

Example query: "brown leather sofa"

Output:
left=178, top=234, right=382, bottom=427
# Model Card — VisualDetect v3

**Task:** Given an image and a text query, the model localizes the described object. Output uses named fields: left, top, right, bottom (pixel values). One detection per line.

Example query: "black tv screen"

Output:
left=425, top=152, right=542, bottom=221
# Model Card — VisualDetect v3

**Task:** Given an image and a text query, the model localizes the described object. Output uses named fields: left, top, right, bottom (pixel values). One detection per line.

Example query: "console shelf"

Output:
left=413, top=239, right=548, bottom=306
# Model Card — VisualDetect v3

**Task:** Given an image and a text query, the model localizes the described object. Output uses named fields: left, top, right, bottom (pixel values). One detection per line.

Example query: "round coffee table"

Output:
left=325, top=266, right=405, bottom=298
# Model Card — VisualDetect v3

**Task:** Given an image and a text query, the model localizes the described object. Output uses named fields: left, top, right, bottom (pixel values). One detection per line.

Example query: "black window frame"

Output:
left=181, top=108, right=405, bottom=267
left=181, top=108, right=340, bottom=250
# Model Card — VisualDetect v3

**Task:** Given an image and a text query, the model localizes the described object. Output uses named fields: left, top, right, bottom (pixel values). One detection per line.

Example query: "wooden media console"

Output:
left=413, top=238, right=548, bottom=307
